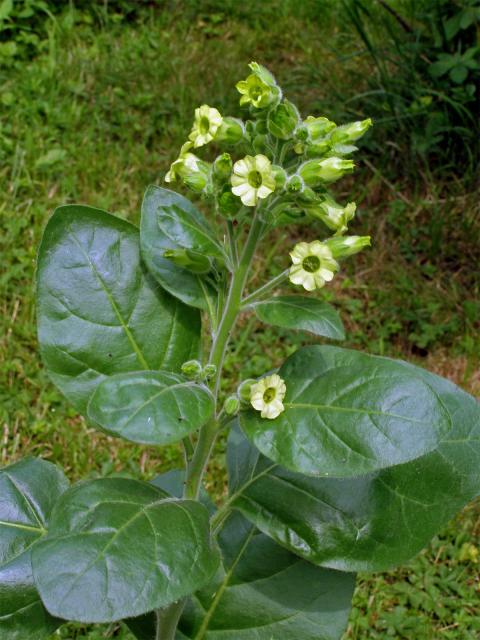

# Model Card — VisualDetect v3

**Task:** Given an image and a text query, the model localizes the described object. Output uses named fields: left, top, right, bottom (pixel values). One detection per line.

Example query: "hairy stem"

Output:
left=155, top=600, right=185, bottom=640
left=184, top=211, right=264, bottom=500
left=241, top=268, right=289, bottom=306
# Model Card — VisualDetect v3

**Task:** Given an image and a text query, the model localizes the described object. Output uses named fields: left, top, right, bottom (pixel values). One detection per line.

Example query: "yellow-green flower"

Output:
left=250, top=374, right=286, bottom=419
left=165, top=142, right=209, bottom=192
left=188, top=105, right=223, bottom=148
left=289, top=240, right=339, bottom=291
left=231, top=154, right=276, bottom=206
left=236, top=63, right=279, bottom=109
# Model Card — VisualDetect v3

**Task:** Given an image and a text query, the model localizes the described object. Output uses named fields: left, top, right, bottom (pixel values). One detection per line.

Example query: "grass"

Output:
left=1, top=3, right=479, bottom=638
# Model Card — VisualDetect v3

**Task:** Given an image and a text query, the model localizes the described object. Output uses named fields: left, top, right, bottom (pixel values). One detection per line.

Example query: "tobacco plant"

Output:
left=1, top=63, right=479, bottom=640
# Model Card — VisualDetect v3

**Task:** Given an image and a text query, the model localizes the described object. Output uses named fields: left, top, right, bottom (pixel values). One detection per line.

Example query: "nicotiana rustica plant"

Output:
left=1, top=62, right=479, bottom=640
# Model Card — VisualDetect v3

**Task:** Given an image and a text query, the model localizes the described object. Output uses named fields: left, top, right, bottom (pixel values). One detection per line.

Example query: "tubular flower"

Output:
left=250, top=374, right=286, bottom=420
left=231, top=154, right=276, bottom=206
left=165, top=142, right=210, bottom=192
left=188, top=105, right=223, bottom=148
left=289, top=240, right=339, bottom=291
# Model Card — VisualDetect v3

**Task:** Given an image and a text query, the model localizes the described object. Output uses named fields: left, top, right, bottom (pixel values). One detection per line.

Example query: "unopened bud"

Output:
left=238, top=378, right=256, bottom=404
left=330, top=118, right=372, bottom=144
left=267, top=99, right=299, bottom=140
left=300, top=157, right=354, bottom=186
left=217, top=117, right=244, bottom=145
left=218, top=188, right=241, bottom=219
left=203, top=364, right=217, bottom=380
left=325, top=235, right=371, bottom=258
left=304, top=115, right=336, bottom=140
left=286, top=174, right=304, bottom=194
left=272, top=165, right=287, bottom=189
left=213, top=153, right=233, bottom=180
left=224, top=395, right=240, bottom=416
left=181, top=360, right=203, bottom=379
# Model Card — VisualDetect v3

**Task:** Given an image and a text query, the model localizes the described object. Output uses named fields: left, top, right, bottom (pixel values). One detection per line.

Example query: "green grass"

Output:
left=1, top=4, right=479, bottom=639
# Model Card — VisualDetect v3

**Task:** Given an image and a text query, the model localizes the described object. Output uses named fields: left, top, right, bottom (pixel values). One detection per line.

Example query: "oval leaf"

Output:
left=229, top=354, right=480, bottom=572
left=251, top=296, right=345, bottom=340
left=141, top=186, right=223, bottom=310
left=31, top=478, right=220, bottom=623
left=88, top=371, right=214, bottom=445
left=240, top=346, right=452, bottom=477
left=0, top=458, right=69, bottom=639
left=127, top=510, right=355, bottom=640
left=37, top=204, right=200, bottom=414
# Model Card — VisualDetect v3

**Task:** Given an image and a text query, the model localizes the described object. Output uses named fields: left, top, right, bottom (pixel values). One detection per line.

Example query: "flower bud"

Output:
left=267, top=99, right=299, bottom=140
left=325, top=235, right=371, bottom=258
left=203, top=364, right=217, bottom=379
left=217, top=117, right=244, bottom=145
left=304, top=116, right=336, bottom=140
left=299, top=157, right=354, bottom=186
left=286, top=174, right=304, bottom=194
left=181, top=360, right=203, bottom=379
left=295, top=124, right=309, bottom=142
left=272, top=165, right=287, bottom=189
left=165, top=144, right=211, bottom=194
left=224, top=395, right=240, bottom=416
left=330, top=118, right=372, bottom=144
left=213, top=153, right=233, bottom=180
left=238, top=378, right=256, bottom=404
left=305, top=198, right=356, bottom=234
left=252, top=134, right=270, bottom=155
left=163, top=249, right=211, bottom=274
left=218, top=188, right=241, bottom=219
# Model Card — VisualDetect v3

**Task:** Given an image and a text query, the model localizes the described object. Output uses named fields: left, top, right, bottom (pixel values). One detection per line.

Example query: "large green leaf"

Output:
left=141, top=186, right=224, bottom=310
left=251, top=296, right=345, bottom=340
left=178, top=510, right=355, bottom=640
left=31, top=478, right=220, bottom=623
left=228, top=354, right=480, bottom=572
left=240, top=346, right=451, bottom=477
left=127, top=497, right=355, bottom=640
left=37, top=204, right=200, bottom=415
left=87, top=371, right=214, bottom=445
left=0, top=458, right=69, bottom=639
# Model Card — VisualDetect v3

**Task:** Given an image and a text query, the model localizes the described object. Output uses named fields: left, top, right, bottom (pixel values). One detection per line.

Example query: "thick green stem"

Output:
left=184, top=211, right=264, bottom=500
left=155, top=600, right=185, bottom=640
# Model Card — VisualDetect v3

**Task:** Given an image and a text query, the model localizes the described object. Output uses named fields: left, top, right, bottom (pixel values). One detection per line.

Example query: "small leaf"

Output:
left=0, top=458, right=69, bottom=639
left=37, top=205, right=200, bottom=414
left=141, top=185, right=224, bottom=310
left=31, top=478, right=220, bottom=623
left=240, top=346, right=451, bottom=477
left=251, top=296, right=345, bottom=340
left=88, top=371, right=214, bottom=445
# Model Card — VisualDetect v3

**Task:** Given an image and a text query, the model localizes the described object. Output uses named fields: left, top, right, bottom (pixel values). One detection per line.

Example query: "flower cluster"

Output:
left=164, top=62, right=373, bottom=418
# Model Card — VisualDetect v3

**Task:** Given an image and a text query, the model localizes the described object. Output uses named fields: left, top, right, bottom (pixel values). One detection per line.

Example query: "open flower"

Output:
left=189, top=105, right=223, bottom=148
left=289, top=240, right=339, bottom=291
left=231, top=154, right=276, bottom=206
left=250, top=374, right=286, bottom=419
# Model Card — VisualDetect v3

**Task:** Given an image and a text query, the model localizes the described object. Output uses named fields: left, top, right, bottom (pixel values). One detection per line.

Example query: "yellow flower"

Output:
left=250, top=374, right=286, bottom=419
left=289, top=240, right=339, bottom=291
left=189, top=105, right=223, bottom=148
left=231, top=154, right=276, bottom=207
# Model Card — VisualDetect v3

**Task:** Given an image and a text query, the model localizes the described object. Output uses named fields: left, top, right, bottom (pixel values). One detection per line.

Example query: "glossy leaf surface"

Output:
left=141, top=186, right=224, bottom=309
left=0, top=458, right=69, bottom=639
left=178, top=510, right=355, bottom=640
left=229, top=355, right=480, bottom=571
left=37, top=205, right=200, bottom=414
left=251, top=296, right=345, bottom=340
left=31, top=478, right=220, bottom=623
left=88, top=371, right=214, bottom=445
left=240, top=346, right=451, bottom=477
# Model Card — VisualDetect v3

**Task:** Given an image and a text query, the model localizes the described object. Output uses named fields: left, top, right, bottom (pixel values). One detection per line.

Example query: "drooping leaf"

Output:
left=250, top=296, right=345, bottom=340
left=240, top=346, right=452, bottom=477
left=141, top=186, right=224, bottom=310
left=31, top=478, right=220, bottom=623
left=228, top=353, right=480, bottom=572
left=37, top=204, right=200, bottom=415
left=87, top=371, right=214, bottom=445
left=0, top=458, right=69, bottom=639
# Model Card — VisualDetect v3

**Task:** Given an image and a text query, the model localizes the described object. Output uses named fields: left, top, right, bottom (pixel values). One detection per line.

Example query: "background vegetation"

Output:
left=1, top=0, right=479, bottom=638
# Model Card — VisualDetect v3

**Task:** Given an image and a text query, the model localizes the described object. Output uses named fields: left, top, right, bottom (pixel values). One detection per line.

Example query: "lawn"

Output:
left=1, top=2, right=479, bottom=638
